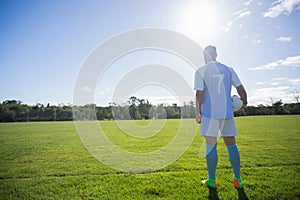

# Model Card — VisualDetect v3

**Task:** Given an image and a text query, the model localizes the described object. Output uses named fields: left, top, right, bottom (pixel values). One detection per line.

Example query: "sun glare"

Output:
left=178, top=2, right=222, bottom=41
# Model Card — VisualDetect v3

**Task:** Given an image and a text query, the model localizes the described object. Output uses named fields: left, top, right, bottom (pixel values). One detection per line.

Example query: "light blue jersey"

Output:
left=194, top=61, right=241, bottom=119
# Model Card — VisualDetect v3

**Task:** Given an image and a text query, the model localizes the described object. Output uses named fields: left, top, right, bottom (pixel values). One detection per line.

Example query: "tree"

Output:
left=138, top=99, right=152, bottom=119
left=165, top=105, right=181, bottom=119
left=0, top=98, right=300, bottom=122
left=128, top=96, right=140, bottom=120
left=272, top=100, right=288, bottom=114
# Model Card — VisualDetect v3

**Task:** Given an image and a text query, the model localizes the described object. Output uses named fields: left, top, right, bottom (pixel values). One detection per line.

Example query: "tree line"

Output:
left=0, top=98, right=299, bottom=122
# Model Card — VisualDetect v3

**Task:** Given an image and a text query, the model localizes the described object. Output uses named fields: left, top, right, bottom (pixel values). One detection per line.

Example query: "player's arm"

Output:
left=236, top=85, right=247, bottom=109
left=231, top=67, right=247, bottom=109
left=196, top=90, right=204, bottom=123
left=194, top=69, right=204, bottom=123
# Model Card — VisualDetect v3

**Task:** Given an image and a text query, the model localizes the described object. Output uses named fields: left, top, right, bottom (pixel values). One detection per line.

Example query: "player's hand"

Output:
left=237, top=100, right=247, bottom=112
left=196, top=114, right=202, bottom=124
left=242, top=101, right=248, bottom=110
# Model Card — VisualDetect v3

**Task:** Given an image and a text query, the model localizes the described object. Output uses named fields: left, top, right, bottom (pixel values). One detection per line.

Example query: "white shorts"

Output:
left=200, top=117, right=238, bottom=137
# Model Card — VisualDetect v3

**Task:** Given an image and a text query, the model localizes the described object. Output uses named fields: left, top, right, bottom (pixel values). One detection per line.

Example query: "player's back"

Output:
left=199, top=61, right=233, bottom=118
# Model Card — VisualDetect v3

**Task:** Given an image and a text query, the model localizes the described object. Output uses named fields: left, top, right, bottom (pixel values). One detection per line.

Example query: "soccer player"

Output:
left=194, top=45, right=247, bottom=189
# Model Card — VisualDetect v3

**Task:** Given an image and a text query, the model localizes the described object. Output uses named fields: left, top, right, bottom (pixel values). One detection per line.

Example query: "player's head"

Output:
left=204, top=45, right=217, bottom=64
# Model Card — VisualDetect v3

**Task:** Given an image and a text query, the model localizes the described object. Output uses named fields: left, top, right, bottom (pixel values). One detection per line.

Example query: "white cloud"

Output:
left=237, top=10, right=251, bottom=19
left=287, top=78, right=300, bottom=85
left=245, top=0, right=254, bottom=6
left=248, top=33, right=262, bottom=44
left=82, top=85, right=92, bottom=93
left=256, top=77, right=299, bottom=86
left=250, top=76, right=300, bottom=105
left=270, top=82, right=280, bottom=86
left=223, top=21, right=233, bottom=32
left=248, top=86, right=295, bottom=105
left=272, top=77, right=288, bottom=81
left=256, top=81, right=268, bottom=85
left=252, top=39, right=262, bottom=44
left=221, top=9, right=251, bottom=32
left=263, top=0, right=300, bottom=18
left=276, top=36, right=292, bottom=42
left=257, top=86, right=290, bottom=91
left=249, top=55, right=300, bottom=70
left=232, top=8, right=248, bottom=16
left=271, top=77, right=300, bottom=85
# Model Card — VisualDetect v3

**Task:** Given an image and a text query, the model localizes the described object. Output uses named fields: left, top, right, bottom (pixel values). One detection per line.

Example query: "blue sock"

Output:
left=206, top=144, right=218, bottom=180
left=227, top=144, right=241, bottom=179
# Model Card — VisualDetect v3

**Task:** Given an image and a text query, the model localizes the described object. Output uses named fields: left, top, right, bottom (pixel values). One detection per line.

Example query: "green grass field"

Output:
left=0, top=116, right=299, bottom=199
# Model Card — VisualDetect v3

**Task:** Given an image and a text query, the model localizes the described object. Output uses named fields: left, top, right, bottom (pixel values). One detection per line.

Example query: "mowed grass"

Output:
left=0, top=116, right=299, bottom=199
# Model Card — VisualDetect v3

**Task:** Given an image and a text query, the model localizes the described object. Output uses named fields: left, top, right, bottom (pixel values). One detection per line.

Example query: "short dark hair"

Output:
left=204, top=45, right=217, bottom=58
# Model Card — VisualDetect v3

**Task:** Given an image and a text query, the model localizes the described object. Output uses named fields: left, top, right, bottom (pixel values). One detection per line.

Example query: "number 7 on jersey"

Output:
left=213, top=74, right=225, bottom=94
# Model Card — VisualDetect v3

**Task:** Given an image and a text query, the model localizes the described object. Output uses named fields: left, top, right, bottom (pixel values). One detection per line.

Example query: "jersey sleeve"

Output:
left=194, top=69, right=204, bottom=90
left=230, top=67, right=242, bottom=87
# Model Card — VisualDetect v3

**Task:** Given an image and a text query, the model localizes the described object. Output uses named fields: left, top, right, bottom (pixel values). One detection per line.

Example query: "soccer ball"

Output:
left=232, top=95, right=243, bottom=111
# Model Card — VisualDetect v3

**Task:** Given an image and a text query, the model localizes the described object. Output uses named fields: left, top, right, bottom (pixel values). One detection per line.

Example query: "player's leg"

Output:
left=200, top=117, right=219, bottom=188
left=224, top=137, right=242, bottom=188
left=204, top=136, right=218, bottom=188
left=221, top=119, right=243, bottom=188
left=224, top=136, right=240, bottom=179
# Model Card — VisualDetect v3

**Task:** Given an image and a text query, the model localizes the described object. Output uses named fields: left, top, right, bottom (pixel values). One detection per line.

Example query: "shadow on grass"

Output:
left=237, top=188, right=249, bottom=200
left=204, top=187, right=249, bottom=200
left=207, top=187, right=219, bottom=200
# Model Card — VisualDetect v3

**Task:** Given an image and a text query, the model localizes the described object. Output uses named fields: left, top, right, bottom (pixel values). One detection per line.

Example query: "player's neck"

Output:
left=206, top=60, right=217, bottom=64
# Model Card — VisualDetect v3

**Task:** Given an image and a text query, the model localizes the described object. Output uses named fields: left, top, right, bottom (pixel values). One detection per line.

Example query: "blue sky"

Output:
left=1, top=0, right=300, bottom=106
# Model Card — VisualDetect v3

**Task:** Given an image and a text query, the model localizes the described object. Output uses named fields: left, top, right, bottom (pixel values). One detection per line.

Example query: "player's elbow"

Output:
left=196, top=90, right=204, bottom=98
left=236, top=85, right=246, bottom=94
